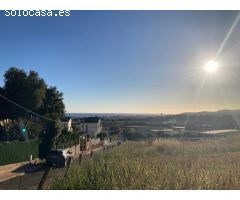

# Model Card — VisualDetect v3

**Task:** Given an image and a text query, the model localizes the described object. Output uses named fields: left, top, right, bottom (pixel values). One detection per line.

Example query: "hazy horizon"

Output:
left=65, top=108, right=240, bottom=116
left=1, top=11, right=240, bottom=114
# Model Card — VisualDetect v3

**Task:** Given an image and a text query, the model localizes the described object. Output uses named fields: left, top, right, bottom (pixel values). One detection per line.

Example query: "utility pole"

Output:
left=55, top=136, right=58, bottom=149
left=79, top=134, right=82, bottom=150
left=85, top=133, right=87, bottom=151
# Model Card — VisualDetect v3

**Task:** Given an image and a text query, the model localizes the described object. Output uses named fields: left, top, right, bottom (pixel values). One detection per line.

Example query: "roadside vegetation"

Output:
left=0, top=67, right=66, bottom=163
left=52, top=134, right=240, bottom=189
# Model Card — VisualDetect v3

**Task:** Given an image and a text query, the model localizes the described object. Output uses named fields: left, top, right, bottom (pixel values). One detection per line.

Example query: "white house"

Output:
left=0, top=118, right=10, bottom=127
left=73, top=117, right=102, bottom=137
left=83, top=117, right=102, bottom=137
left=63, top=117, right=72, bottom=132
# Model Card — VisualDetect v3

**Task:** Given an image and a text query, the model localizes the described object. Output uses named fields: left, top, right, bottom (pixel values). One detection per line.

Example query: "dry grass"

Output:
left=51, top=135, right=240, bottom=189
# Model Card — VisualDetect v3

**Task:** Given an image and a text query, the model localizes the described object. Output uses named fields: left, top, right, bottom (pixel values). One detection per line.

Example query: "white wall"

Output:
left=85, top=120, right=102, bottom=137
left=73, top=119, right=102, bottom=137
left=64, top=118, right=72, bottom=132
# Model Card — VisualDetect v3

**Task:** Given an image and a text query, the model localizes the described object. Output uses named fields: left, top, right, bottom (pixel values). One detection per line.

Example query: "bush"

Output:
left=57, top=133, right=80, bottom=149
left=0, top=120, right=19, bottom=141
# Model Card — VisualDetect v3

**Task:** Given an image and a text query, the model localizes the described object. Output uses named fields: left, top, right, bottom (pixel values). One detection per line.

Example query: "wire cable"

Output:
left=0, top=93, right=64, bottom=123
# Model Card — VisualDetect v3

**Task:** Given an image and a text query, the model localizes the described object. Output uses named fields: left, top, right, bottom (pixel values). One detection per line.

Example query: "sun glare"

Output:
left=204, top=60, right=219, bottom=73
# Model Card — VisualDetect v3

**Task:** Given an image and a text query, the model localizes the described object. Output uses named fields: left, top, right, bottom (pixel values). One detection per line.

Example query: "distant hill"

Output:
left=168, top=110, right=240, bottom=130
left=178, top=110, right=240, bottom=117
left=65, top=110, right=240, bottom=130
left=65, top=112, right=160, bottom=119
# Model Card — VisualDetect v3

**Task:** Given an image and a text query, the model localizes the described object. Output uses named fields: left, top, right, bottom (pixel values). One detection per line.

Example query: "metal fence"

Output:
left=0, top=133, right=82, bottom=166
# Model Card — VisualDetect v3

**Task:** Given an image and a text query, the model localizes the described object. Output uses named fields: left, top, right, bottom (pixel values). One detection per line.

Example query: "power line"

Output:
left=0, top=93, right=64, bottom=124
left=0, top=93, right=109, bottom=126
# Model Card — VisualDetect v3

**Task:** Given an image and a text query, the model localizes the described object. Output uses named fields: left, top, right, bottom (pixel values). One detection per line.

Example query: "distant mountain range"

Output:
left=167, top=110, right=240, bottom=129
left=65, top=110, right=240, bottom=129
left=66, top=110, right=240, bottom=119
left=177, top=110, right=240, bottom=117
left=65, top=112, right=160, bottom=119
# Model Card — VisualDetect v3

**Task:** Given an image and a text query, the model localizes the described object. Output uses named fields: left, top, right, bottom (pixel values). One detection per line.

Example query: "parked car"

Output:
left=46, top=149, right=73, bottom=168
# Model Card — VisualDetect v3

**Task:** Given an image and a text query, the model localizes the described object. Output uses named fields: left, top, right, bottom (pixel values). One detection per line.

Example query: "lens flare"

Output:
left=204, top=60, right=219, bottom=73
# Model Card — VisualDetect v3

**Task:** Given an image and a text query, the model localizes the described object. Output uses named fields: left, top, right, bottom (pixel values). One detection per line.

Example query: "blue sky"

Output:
left=0, top=11, right=240, bottom=114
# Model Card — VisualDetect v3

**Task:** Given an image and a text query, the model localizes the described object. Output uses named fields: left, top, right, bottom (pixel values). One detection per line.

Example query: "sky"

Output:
left=0, top=10, right=240, bottom=114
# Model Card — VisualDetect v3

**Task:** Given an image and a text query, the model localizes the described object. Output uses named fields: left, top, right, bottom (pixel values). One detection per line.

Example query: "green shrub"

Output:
left=57, top=133, right=80, bottom=149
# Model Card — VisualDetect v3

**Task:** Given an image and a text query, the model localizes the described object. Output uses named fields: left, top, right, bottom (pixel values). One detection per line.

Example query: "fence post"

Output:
left=38, top=167, right=51, bottom=190
left=55, top=137, right=58, bottom=149
left=64, top=157, right=72, bottom=177
left=29, top=154, right=32, bottom=164
left=79, top=153, right=82, bottom=165
left=90, top=150, right=93, bottom=157
left=18, top=176, right=23, bottom=189
left=75, top=135, right=77, bottom=155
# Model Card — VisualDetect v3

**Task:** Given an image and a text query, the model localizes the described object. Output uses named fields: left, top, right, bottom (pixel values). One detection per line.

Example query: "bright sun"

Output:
left=204, top=60, right=219, bottom=73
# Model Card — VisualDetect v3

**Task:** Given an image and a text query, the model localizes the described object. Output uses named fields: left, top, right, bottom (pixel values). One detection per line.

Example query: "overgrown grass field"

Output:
left=52, top=135, right=240, bottom=189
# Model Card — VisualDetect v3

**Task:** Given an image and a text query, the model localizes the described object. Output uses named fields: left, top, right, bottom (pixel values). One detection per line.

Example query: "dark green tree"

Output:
left=3, top=67, right=28, bottom=119
left=39, top=86, right=65, bottom=158
left=42, top=86, right=65, bottom=119
left=0, top=87, right=8, bottom=120
left=2, top=67, right=47, bottom=119
left=39, top=120, right=63, bottom=159
left=0, top=67, right=66, bottom=155
left=0, top=120, right=19, bottom=141
left=25, top=70, right=47, bottom=113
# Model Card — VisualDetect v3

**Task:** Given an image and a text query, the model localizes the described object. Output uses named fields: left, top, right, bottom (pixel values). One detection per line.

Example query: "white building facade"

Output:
left=64, top=117, right=72, bottom=132
left=73, top=117, right=102, bottom=137
left=83, top=117, right=102, bottom=137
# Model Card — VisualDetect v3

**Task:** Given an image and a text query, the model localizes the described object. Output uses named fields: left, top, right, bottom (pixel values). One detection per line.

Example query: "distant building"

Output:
left=63, top=117, right=72, bottom=132
left=163, top=119, right=177, bottom=124
left=0, top=119, right=10, bottom=127
left=83, top=117, right=102, bottom=137
left=73, top=117, right=102, bottom=137
left=171, top=126, right=185, bottom=132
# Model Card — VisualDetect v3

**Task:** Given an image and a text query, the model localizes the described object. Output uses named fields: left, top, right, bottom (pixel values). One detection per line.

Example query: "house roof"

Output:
left=62, top=117, right=71, bottom=121
left=84, top=117, right=100, bottom=123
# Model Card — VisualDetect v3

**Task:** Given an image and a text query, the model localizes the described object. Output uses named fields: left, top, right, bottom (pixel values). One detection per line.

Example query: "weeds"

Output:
left=52, top=135, right=240, bottom=189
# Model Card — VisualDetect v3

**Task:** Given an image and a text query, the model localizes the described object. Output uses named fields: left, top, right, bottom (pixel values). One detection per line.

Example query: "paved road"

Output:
left=0, top=146, right=106, bottom=190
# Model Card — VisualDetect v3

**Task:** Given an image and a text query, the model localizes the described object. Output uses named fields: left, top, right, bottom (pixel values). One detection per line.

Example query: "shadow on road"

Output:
left=12, top=163, right=47, bottom=174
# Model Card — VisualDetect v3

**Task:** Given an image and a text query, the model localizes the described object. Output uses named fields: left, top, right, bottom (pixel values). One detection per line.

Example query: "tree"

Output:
left=0, top=120, right=19, bottom=141
left=0, top=87, right=8, bottom=120
left=39, top=120, right=63, bottom=159
left=25, top=70, right=47, bottom=113
left=1, top=67, right=65, bottom=120
left=0, top=67, right=66, bottom=148
left=3, top=67, right=28, bottom=119
left=38, top=86, right=65, bottom=158
left=2, top=67, right=47, bottom=119
left=42, top=86, right=65, bottom=119
left=0, top=66, right=66, bottom=158
left=25, top=120, right=45, bottom=139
